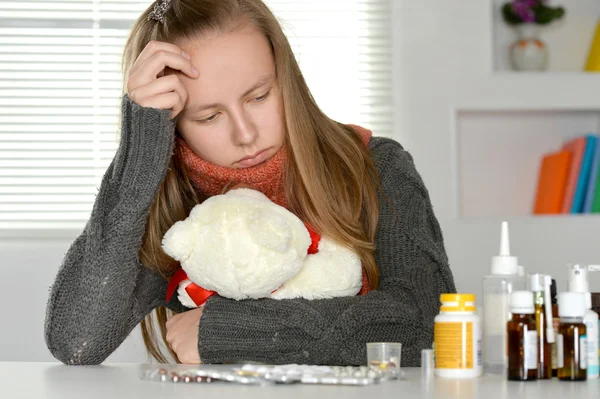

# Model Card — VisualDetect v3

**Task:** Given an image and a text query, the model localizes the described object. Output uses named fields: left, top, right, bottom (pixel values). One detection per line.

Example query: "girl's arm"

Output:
left=44, top=96, right=179, bottom=365
left=198, top=137, right=456, bottom=366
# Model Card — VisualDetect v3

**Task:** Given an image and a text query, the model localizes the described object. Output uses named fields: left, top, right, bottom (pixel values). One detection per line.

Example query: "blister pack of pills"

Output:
left=140, top=363, right=402, bottom=386
left=139, top=364, right=263, bottom=385
left=239, top=364, right=399, bottom=385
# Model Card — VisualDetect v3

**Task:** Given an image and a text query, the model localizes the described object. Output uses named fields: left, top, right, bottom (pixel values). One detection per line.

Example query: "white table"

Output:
left=1, top=362, right=599, bottom=399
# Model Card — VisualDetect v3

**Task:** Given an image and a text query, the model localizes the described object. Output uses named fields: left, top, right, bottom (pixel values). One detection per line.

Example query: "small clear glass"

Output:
left=367, top=342, right=402, bottom=376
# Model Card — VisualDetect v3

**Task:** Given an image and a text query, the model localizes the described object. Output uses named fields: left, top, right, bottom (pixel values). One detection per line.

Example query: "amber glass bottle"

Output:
left=557, top=292, right=587, bottom=381
left=507, top=291, right=537, bottom=381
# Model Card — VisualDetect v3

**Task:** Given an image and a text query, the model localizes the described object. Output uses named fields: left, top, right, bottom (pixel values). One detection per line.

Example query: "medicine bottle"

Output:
left=507, top=290, right=537, bottom=381
left=557, top=292, right=587, bottom=381
left=434, top=293, right=482, bottom=379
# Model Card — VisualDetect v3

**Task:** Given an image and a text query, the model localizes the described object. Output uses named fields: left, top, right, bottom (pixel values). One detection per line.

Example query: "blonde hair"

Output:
left=121, top=0, right=380, bottom=363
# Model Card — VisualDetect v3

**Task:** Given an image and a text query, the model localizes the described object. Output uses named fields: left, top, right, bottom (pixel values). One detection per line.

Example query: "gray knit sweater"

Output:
left=44, top=95, right=456, bottom=366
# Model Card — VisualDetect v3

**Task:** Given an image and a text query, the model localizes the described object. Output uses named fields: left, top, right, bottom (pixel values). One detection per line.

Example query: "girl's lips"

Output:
left=235, top=148, right=271, bottom=168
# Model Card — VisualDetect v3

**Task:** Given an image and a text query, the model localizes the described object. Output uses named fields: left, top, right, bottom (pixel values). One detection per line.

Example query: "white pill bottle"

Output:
left=434, top=293, right=483, bottom=379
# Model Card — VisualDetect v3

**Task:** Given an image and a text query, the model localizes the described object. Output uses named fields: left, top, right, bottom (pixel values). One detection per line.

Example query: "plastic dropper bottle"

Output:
left=568, top=264, right=599, bottom=379
left=482, top=221, right=527, bottom=374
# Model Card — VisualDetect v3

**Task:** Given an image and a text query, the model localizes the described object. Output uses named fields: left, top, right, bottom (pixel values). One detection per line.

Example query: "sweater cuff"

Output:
left=110, top=95, right=175, bottom=197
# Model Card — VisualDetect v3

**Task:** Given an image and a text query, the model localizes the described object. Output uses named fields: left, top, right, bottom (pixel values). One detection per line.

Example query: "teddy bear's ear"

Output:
left=162, top=220, right=196, bottom=262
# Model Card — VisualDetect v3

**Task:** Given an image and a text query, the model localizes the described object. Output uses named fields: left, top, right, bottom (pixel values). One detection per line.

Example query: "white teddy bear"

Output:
left=162, top=188, right=363, bottom=308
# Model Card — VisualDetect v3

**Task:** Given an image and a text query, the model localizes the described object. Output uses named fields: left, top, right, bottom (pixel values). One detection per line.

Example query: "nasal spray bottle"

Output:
left=482, top=221, right=527, bottom=374
left=568, top=264, right=600, bottom=379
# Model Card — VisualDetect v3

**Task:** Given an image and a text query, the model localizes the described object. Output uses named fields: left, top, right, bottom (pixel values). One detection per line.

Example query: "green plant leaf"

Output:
left=501, top=3, right=522, bottom=25
left=534, top=5, right=566, bottom=25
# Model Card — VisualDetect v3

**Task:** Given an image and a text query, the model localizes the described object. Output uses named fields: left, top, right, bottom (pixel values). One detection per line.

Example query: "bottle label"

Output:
left=585, top=319, right=599, bottom=377
left=580, top=335, right=587, bottom=369
left=434, top=321, right=473, bottom=369
left=557, top=334, right=564, bottom=369
left=551, top=317, right=560, bottom=370
left=524, top=329, right=538, bottom=370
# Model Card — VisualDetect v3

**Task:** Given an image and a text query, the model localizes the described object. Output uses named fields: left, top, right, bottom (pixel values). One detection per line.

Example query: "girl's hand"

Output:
left=165, top=306, right=204, bottom=364
left=126, top=40, right=199, bottom=119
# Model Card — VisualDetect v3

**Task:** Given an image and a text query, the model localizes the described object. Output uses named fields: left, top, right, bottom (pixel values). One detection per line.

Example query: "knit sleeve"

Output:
left=43, top=95, right=179, bottom=365
left=198, top=137, right=456, bottom=366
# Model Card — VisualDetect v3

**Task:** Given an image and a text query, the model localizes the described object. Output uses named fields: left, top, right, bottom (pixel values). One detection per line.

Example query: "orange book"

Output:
left=533, top=150, right=572, bottom=214
left=561, top=137, right=587, bottom=213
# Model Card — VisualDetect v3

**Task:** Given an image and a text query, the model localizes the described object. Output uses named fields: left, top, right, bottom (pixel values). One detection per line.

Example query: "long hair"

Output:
left=121, top=0, right=380, bottom=363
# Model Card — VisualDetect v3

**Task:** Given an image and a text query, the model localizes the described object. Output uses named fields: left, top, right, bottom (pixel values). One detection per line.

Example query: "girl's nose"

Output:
left=231, top=112, right=258, bottom=146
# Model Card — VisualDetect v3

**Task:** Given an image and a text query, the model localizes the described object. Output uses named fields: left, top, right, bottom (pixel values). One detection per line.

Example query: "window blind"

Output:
left=0, top=0, right=393, bottom=232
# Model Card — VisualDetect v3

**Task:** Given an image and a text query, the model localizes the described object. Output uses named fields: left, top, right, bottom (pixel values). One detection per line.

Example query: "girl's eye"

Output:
left=200, top=114, right=219, bottom=123
left=254, top=91, right=270, bottom=102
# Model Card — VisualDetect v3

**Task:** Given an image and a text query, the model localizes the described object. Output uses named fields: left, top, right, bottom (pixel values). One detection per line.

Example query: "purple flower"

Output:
left=512, top=1, right=536, bottom=23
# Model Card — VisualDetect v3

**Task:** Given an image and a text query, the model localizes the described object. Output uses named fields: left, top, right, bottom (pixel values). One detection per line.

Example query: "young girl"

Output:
left=44, top=0, right=456, bottom=366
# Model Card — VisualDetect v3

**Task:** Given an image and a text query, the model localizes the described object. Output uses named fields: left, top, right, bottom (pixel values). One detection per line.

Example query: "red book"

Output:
left=561, top=137, right=587, bottom=213
left=533, top=150, right=572, bottom=214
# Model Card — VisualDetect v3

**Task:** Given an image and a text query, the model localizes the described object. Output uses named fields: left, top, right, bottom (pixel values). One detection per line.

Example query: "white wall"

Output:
left=2, top=0, right=600, bottom=363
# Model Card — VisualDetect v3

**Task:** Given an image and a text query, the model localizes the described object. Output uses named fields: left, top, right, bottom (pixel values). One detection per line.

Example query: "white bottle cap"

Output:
left=510, top=291, right=534, bottom=314
left=530, top=273, right=545, bottom=292
left=558, top=292, right=586, bottom=318
left=491, top=221, right=518, bottom=275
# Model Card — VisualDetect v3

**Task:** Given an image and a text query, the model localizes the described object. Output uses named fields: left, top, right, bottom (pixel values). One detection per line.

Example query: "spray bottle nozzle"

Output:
left=568, top=264, right=590, bottom=293
left=568, top=264, right=600, bottom=310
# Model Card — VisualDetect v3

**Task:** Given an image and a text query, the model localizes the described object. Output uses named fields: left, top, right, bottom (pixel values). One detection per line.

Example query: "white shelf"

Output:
left=455, top=72, right=600, bottom=111
left=454, top=108, right=600, bottom=218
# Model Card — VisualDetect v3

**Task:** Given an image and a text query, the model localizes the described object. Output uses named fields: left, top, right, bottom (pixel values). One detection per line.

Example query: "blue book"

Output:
left=584, top=135, right=600, bottom=212
left=572, top=135, right=597, bottom=213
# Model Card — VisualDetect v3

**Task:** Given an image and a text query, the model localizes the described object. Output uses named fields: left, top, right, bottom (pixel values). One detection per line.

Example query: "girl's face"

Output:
left=175, top=25, right=285, bottom=169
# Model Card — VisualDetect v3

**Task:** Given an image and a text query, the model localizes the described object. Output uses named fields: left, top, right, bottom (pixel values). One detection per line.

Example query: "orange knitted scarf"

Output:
left=178, top=124, right=373, bottom=294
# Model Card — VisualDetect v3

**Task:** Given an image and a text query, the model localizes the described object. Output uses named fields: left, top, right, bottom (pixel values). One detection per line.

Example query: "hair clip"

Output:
left=148, top=0, right=172, bottom=23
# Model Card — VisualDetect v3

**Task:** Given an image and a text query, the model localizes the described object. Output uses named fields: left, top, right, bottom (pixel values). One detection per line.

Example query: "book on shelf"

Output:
left=584, top=136, right=600, bottom=212
left=533, top=134, right=600, bottom=215
left=592, top=144, right=600, bottom=213
left=570, top=135, right=597, bottom=214
left=533, top=150, right=571, bottom=214
left=585, top=19, right=600, bottom=72
left=560, top=137, right=587, bottom=213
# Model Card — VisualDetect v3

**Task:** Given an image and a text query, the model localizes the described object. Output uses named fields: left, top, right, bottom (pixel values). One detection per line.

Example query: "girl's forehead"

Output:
left=177, top=27, right=275, bottom=97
